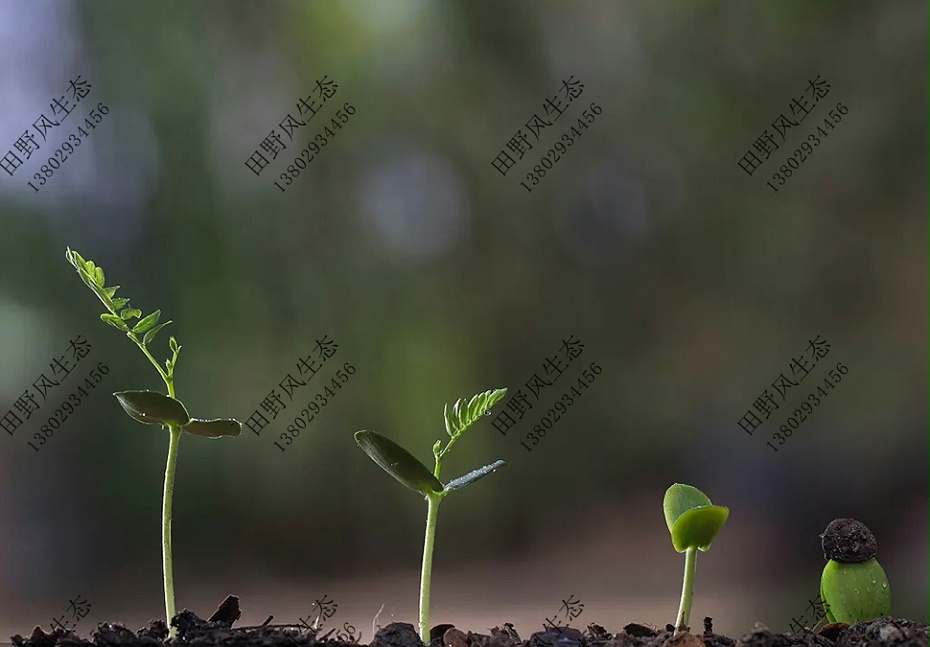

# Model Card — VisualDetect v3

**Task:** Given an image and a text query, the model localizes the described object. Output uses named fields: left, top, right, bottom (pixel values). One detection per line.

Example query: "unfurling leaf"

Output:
left=663, top=483, right=728, bottom=552
left=112, top=298, right=130, bottom=310
left=120, top=308, right=143, bottom=321
left=443, top=388, right=507, bottom=437
left=354, top=430, right=444, bottom=496
left=113, top=390, right=191, bottom=426
left=143, top=321, right=173, bottom=346
left=821, top=559, right=890, bottom=624
left=105, top=286, right=120, bottom=298
left=442, top=460, right=507, bottom=493
left=94, top=266, right=105, bottom=287
left=132, top=310, right=161, bottom=334
left=183, top=418, right=242, bottom=438
left=169, top=336, right=179, bottom=353
left=101, top=313, right=130, bottom=331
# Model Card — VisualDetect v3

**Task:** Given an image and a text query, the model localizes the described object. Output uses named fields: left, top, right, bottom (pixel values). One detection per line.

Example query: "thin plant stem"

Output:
left=162, top=424, right=181, bottom=634
left=419, top=494, right=441, bottom=643
left=675, top=547, right=697, bottom=633
left=130, top=327, right=179, bottom=635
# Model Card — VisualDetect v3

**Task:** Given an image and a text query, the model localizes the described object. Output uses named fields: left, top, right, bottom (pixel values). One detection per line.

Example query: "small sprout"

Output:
left=355, top=387, right=508, bottom=643
left=819, top=518, right=890, bottom=624
left=66, top=248, right=242, bottom=636
left=663, top=483, right=729, bottom=633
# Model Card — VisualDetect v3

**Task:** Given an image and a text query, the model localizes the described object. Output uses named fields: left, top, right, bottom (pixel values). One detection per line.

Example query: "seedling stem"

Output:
left=674, top=546, right=697, bottom=631
left=419, top=493, right=441, bottom=640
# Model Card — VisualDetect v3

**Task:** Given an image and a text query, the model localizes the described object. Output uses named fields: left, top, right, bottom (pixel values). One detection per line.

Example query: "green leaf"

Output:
left=104, top=286, right=120, bottom=298
left=443, top=388, right=507, bottom=437
left=113, top=390, right=191, bottom=426
left=101, top=313, right=130, bottom=331
left=821, top=558, right=890, bottom=624
left=182, top=418, right=242, bottom=438
left=120, top=308, right=142, bottom=321
left=94, top=266, right=105, bottom=287
left=354, top=430, right=444, bottom=496
left=132, top=309, right=161, bottom=334
left=664, top=483, right=729, bottom=552
left=112, top=298, right=130, bottom=310
left=79, top=271, right=97, bottom=291
left=442, top=460, right=507, bottom=494
left=169, top=336, right=179, bottom=353
left=143, top=321, right=173, bottom=346
left=668, top=505, right=729, bottom=553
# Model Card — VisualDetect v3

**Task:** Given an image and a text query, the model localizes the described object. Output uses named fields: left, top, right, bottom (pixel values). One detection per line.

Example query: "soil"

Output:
left=10, top=596, right=928, bottom=647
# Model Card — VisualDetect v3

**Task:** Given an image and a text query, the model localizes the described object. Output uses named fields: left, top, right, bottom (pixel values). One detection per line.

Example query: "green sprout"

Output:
left=354, top=388, right=508, bottom=643
left=663, top=483, right=729, bottom=633
left=66, top=248, right=242, bottom=636
left=819, top=518, right=890, bottom=624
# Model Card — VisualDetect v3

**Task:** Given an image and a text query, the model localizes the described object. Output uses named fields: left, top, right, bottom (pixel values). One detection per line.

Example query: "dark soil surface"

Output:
left=10, top=596, right=928, bottom=647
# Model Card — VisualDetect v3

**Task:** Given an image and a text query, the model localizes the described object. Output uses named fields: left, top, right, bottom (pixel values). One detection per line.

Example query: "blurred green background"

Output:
left=0, top=0, right=927, bottom=640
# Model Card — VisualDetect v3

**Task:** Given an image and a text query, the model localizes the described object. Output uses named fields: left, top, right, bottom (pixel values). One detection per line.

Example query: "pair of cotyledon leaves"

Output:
left=114, top=390, right=242, bottom=438
left=663, top=483, right=729, bottom=552
left=355, top=388, right=508, bottom=497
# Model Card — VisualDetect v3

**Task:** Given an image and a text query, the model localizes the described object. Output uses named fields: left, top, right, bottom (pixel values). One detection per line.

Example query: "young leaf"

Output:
left=105, top=286, right=120, bottom=298
left=183, top=418, right=242, bottom=438
left=94, top=266, right=105, bottom=287
left=66, top=247, right=83, bottom=267
left=120, top=308, right=143, bottom=321
left=354, top=430, right=444, bottom=496
left=143, top=321, right=173, bottom=346
left=169, top=336, right=179, bottom=353
left=113, top=391, right=191, bottom=426
left=443, top=388, right=507, bottom=437
left=442, top=460, right=507, bottom=493
left=821, top=559, right=890, bottom=624
left=132, top=310, right=161, bottom=334
left=101, top=313, right=130, bottom=331
left=664, top=483, right=728, bottom=552
left=112, top=298, right=130, bottom=310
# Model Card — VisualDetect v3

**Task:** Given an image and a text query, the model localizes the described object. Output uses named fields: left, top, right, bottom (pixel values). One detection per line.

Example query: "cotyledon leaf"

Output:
left=354, top=430, right=443, bottom=496
left=442, top=460, right=507, bottom=494
left=113, top=390, right=191, bottom=426
left=183, top=418, right=242, bottom=438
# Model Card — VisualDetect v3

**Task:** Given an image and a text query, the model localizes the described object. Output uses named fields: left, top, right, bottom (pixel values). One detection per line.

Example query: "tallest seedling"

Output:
left=66, top=249, right=242, bottom=635
left=355, top=388, right=508, bottom=643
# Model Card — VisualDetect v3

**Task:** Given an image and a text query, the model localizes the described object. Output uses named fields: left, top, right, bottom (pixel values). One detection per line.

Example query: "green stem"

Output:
left=131, top=329, right=179, bottom=636
left=675, top=547, right=697, bottom=633
left=128, top=332, right=170, bottom=384
left=162, top=425, right=181, bottom=635
left=419, top=494, right=441, bottom=643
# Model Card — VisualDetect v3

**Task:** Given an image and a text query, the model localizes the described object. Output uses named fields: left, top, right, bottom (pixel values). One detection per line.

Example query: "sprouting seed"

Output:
left=819, top=518, right=891, bottom=624
left=663, top=483, right=729, bottom=634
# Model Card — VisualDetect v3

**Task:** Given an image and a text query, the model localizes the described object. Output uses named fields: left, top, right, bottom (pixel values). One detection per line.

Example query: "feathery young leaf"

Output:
left=443, top=388, right=507, bottom=437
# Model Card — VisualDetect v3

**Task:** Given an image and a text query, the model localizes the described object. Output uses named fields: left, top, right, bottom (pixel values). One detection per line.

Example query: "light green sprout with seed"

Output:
left=663, top=483, right=729, bottom=634
left=820, top=517, right=890, bottom=625
left=354, top=387, right=508, bottom=643
left=66, top=248, right=242, bottom=636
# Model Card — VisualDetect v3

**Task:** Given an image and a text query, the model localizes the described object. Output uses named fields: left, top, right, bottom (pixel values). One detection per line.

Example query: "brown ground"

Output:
left=10, top=596, right=928, bottom=647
